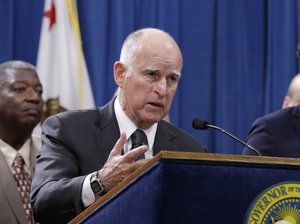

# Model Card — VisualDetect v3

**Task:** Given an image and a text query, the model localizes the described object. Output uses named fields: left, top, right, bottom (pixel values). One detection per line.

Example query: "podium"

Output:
left=69, top=151, right=300, bottom=224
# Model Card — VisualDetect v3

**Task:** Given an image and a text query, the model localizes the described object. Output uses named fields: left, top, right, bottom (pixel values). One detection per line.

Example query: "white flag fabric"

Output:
left=37, top=0, right=95, bottom=115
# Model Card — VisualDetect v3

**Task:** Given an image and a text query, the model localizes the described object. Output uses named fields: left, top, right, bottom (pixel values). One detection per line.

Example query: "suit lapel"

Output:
left=93, top=100, right=121, bottom=164
left=0, top=151, right=27, bottom=223
left=153, top=121, right=176, bottom=155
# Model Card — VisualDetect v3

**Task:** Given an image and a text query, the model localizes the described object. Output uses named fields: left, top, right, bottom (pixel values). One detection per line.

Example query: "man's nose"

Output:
left=26, top=88, right=42, bottom=103
left=154, top=79, right=168, bottom=96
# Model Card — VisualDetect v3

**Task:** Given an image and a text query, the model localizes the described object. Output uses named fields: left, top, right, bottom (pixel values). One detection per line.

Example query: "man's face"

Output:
left=118, top=38, right=182, bottom=129
left=0, top=68, right=43, bottom=129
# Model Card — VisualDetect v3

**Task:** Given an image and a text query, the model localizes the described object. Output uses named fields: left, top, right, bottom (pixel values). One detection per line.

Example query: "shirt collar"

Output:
left=114, top=96, right=157, bottom=152
left=0, top=138, right=32, bottom=174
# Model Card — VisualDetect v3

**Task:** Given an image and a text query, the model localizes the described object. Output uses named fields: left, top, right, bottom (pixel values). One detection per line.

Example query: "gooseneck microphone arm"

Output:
left=192, top=118, right=262, bottom=156
left=206, top=124, right=262, bottom=156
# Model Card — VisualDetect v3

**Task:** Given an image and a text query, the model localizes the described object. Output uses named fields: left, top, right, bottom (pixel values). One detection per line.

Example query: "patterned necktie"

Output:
left=12, top=153, right=32, bottom=224
left=131, top=129, right=148, bottom=159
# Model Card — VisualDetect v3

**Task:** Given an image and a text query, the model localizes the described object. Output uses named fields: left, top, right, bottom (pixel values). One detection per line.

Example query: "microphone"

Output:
left=192, top=118, right=262, bottom=156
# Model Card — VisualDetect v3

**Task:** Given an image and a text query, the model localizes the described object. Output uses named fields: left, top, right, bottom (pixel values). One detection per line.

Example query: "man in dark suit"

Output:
left=243, top=105, right=300, bottom=157
left=243, top=74, right=300, bottom=157
left=31, top=28, right=207, bottom=223
left=0, top=60, right=43, bottom=224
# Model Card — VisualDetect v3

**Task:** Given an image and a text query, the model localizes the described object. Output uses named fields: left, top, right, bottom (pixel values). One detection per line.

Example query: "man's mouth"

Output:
left=24, top=108, right=41, bottom=116
left=148, top=101, right=163, bottom=108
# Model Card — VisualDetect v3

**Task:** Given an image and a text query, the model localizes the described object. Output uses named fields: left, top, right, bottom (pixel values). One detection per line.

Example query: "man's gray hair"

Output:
left=0, top=60, right=36, bottom=82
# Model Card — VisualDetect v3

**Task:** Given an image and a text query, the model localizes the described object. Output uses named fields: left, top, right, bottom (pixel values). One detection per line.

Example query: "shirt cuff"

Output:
left=81, top=173, right=96, bottom=207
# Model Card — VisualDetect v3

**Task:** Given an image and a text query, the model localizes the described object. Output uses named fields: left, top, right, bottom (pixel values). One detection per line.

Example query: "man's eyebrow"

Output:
left=145, top=68, right=158, bottom=72
left=173, top=71, right=181, bottom=77
left=145, top=68, right=181, bottom=76
left=168, top=71, right=181, bottom=78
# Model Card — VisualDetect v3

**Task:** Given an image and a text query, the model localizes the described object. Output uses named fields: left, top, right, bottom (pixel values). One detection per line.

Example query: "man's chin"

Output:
left=143, top=115, right=164, bottom=124
left=136, top=112, right=166, bottom=128
left=22, top=117, right=41, bottom=128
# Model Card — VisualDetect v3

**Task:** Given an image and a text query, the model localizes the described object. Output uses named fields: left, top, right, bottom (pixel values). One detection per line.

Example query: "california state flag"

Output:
left=37, top=0, right=95, bottom=120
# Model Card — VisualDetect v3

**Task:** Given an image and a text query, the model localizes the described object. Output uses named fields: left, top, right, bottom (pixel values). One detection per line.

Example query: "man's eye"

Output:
left=147, top=71, right=156, bottom=76
left=170, top=76, right=178, bottom=82
left=146, top=71, right=158, bottom=80
left=168, top=75, right=179, bottom=85
left=36, top=87, right=43, bottom=96
left=14, top=87, right=25, bottom=92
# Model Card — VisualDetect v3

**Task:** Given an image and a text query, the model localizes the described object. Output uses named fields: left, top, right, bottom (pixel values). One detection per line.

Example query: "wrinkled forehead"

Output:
left=137, top=57, right=182, bottom=79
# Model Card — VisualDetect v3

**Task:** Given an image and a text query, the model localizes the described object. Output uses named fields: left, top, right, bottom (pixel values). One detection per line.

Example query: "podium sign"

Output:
left=70, top=151, right=300, bottom=224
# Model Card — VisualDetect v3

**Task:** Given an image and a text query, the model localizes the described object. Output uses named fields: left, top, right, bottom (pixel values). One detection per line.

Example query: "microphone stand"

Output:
left=207, top=124, right=262, bottom=156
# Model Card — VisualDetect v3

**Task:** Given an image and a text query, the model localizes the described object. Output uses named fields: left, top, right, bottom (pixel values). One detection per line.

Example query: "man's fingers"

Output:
left=133, top=158, right=152, bottom=166
left=123, top=145, right=148, bottom=162
left=109, top=132, right=127, bottom=157
left=108, top=132, right=149, bottom=162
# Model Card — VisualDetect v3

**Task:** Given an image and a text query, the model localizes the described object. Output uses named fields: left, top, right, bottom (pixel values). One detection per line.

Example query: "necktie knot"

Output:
left=13, top=153, right=25, bottom=169
left=131, top=129, right=148, bottom=149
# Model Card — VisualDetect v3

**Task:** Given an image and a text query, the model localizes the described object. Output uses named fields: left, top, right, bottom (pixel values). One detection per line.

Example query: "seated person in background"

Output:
left=243, top=73, right=300, bottom=157
left=282, top=73, right=300, bottom=108
left=0, top=60, right=43, bottom=224
left=31, top=27, right=207, bottom=223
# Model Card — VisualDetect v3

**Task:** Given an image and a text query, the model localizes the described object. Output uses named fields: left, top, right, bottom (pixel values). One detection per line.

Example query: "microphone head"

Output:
left=192, top=118, right=209, bottom=130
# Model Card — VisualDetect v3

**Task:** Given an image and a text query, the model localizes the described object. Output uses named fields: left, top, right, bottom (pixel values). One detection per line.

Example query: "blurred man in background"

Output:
left=243, top=73, right=300, bottom=157
left=282, top=74, right=300, bottom=108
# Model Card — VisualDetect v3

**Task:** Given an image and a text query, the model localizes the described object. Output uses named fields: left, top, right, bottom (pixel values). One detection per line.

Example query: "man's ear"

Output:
left=114, top=61, right=126, bottom=87
left=282, top=96, right=290, bottom=109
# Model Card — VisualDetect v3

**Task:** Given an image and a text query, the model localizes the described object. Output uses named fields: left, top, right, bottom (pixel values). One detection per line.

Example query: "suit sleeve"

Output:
left=30, top=115, right=86, bottom=224
left=242, top=117, right=276, bottom=156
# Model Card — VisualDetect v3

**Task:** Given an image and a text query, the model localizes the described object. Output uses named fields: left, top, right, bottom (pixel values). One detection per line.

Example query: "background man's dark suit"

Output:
left=31, top=100, right=206, bottom=223
left=243, top=105, right=300, bottom=157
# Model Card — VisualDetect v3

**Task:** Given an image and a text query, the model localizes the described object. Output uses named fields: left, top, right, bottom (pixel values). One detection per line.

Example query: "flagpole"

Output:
left=67, top=0, right=85, bottom=108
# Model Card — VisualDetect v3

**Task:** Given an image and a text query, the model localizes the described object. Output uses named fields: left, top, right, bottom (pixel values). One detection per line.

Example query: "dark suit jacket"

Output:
left=0, top=136, right=40, bottom=224
left=31, top=100, right=206, bottom=223
left=243, top=105, right=300, bottom=157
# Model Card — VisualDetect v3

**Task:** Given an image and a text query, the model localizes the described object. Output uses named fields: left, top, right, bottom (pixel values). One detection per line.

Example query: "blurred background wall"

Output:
left=0, top=0, right=299, bottom=154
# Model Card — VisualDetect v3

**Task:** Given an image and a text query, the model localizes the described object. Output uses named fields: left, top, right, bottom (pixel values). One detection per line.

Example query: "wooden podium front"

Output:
left=69, top=151, right=300, bottom=224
